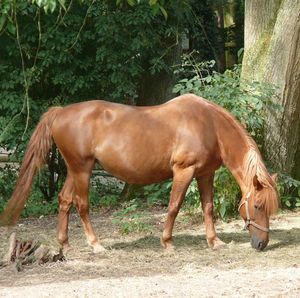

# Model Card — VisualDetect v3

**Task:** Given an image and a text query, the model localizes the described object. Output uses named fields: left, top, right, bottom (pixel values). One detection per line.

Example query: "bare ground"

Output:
left=0, top=209, right=300, bottom=297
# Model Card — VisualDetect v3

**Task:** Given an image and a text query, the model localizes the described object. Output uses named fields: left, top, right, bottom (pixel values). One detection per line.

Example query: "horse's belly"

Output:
left=95, top=144, right=173, bottom=184
left=99, top=159, right=173, bottom=184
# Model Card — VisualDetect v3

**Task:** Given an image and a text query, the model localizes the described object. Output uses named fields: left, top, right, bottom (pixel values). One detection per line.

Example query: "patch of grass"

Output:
left=117, top=218, right=153, bottom=235
left=112, top=199, right=153, bottom=234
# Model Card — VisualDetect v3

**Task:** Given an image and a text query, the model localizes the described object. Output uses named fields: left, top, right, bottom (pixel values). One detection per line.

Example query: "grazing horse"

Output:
left=0, top=94, right=278, bottom=252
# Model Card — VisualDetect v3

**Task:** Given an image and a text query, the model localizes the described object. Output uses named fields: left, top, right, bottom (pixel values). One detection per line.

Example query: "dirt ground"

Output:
left=0, top=208, right=300, bottom=297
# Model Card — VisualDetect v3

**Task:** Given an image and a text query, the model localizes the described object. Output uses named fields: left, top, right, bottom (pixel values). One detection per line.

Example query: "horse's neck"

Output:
left=214, top=113, right=254, bottom=194
left=221, top=142, right=250, bottom=195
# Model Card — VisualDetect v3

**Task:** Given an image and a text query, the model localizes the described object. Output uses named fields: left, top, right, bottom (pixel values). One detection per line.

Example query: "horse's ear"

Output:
left=253, top=175, right=263, bottom=191
left=271, top=173, right=278, bottom=183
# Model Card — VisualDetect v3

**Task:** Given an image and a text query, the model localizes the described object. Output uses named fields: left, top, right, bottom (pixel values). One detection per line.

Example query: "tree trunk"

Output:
left=215, top=1, right=226, bottom=72
left=137, top=41, right=182, bottom=106
left=241, top=0, right=300, bottom=178
left=137, top=70, right=174, bottom=106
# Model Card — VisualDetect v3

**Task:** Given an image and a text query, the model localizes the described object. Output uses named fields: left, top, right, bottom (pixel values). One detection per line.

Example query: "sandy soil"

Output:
left=0, top=209, right=300, bottom=297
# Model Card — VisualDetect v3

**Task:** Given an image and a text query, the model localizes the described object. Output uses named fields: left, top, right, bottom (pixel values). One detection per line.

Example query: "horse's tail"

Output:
left=0, top=107, right=62, bottom=226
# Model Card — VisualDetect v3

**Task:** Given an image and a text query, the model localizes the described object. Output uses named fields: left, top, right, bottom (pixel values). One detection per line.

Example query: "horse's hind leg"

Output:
left=72, top=166, right=106, bottom=253
left=196, top=174, right=226, bottom=249
left=57, top=174, right=74, bottom=251
left=161, top=166, right=194, bottom=250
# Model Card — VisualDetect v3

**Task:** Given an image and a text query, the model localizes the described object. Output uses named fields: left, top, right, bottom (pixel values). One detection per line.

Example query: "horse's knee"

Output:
left=58, top=194, right=72, bottom=212
left=74, top=195, right=89, bottom=216
left=168, top=202, right=181, bottom=217
left=168, top=209, right=179, bottom=220
left=57, top=231, right=68, bottom=245
left=202, top=201, right=213, bottom=214
left=58, top=234, right=67, bottom=245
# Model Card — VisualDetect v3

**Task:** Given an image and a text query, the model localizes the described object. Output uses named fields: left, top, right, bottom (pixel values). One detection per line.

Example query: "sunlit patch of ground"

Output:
left=0, top=209, right=300, bottom=297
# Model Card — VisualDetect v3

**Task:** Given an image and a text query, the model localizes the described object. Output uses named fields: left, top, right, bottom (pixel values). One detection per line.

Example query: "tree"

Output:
left=241, top=0, right=300, bottom=179
left=1, top=0, right=220, bottom=206
left=1, top=1, right=178, bottom=206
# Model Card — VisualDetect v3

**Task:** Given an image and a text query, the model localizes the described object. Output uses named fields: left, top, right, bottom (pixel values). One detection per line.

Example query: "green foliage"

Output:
left=0, top=162, right=64, bottom=215
left=31, top=0, right=65, bottom=13
left=21, top=193, right=59, bottom=217
left=213, top=167, right=240, bottom=220
left=184, top=168, right=240, bottom=221
left=0, top=0, right=243, bottom=222
left=92, top=193, right=119, bottom=209
left=72, top=0, right=167, bottom=18
left=182, top=168, right=240, bottom=220
left=0, top=165, right=18, bottom=213
left=142, top=166, right=240, bottom=221
left=89, top=176, right=121, bottom=209
left=112, top=199, right=152, bottom=234
left=0, top=0, right=16, bottom=35
left=114, top=216, right=152, bottom=235
left=114, top=199, right=139, bottom=216
left=184, top=180, right=200, bottom=207
left=0, top=0, right=186, bottom=212
left=277, top=174, right=300, bottom=209
left=173, top=51, right=278, bottom=141
left=143, top=181, right=172, bottom=207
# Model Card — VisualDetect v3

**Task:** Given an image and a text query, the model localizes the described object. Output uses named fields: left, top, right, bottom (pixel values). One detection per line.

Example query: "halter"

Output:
left=238, top=192, right=269, bottom=233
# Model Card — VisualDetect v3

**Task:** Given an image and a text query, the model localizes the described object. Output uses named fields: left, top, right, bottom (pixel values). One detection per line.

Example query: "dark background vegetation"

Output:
left=0, top=0, right=299, bottom=228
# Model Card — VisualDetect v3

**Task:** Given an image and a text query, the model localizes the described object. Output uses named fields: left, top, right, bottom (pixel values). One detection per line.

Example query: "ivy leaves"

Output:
left=32, top=0, right=66, bottom=13
left=0, top=0, right=16, bottom=35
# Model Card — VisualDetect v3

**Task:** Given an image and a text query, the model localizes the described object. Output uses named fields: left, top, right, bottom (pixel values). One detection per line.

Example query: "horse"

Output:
left=0, top=94, right=279, bottom=252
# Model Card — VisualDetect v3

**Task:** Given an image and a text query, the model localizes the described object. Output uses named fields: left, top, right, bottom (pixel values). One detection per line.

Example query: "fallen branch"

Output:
left=0, top=232, right=65, bottom=272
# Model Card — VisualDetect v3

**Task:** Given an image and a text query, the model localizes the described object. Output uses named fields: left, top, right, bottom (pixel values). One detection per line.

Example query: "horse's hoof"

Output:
left=213, top=241, right=227, bottom=250
left=160, top=238, right=175, bottom=251
left=92, top=244, right=107, bottom=254
left=208, top=238, right=227, bottom=250
left=62, top=244, right=72, bottom=254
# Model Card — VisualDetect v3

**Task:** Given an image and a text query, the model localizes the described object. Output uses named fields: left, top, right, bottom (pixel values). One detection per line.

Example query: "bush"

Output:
left=213, top=168, right=241, bottom=220
left=143, top=181, right=172, bottom=207
left=0, top=165, right=18, bottom=213
left=0, top=0, right=184, bottom=214
left=173, top=52, right=278, bottom=142
left=277, top=174, right=300, bottom=209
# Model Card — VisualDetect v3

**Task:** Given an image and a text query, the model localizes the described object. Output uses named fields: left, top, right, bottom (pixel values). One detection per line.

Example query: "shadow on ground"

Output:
left=111, top=228, right=300, bottom=252
left=111, top=231, right=248, bottom=251
left=266, top=228, right=300, bottom=250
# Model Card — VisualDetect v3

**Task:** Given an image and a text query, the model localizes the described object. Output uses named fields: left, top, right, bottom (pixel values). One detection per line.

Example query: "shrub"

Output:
left=277, top=174, right=300, bottom=209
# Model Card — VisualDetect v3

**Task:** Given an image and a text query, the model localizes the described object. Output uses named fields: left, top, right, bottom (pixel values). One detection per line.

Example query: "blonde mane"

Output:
left=243, top=146, right=279, bottom=215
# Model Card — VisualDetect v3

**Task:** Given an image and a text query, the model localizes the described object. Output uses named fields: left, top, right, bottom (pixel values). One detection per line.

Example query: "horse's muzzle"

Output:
left=251, top=234, right=268, bottom=251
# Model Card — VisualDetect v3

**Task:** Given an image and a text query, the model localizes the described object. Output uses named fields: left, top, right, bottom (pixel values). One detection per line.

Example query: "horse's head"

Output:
left=238, top=174, right=278, bottom=251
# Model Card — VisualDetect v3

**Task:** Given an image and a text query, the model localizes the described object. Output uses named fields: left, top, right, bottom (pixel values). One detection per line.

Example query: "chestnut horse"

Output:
left=0, top=94, right=278, bottom=252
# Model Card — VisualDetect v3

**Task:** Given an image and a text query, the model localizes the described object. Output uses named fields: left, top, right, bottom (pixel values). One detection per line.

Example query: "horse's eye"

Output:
left=254, top=205, right=259, bottom=209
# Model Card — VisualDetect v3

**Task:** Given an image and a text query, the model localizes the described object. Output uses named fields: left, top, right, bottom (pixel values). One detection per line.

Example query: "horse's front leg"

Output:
left=196, top=174, right=226, bottom=249
left=161, top=165, right=194, bottom=250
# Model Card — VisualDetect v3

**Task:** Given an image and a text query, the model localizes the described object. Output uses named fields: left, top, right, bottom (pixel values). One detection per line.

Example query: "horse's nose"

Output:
left=251, top=235, right=268, bottom=251
left=257, top=241, right=263, bottom=250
